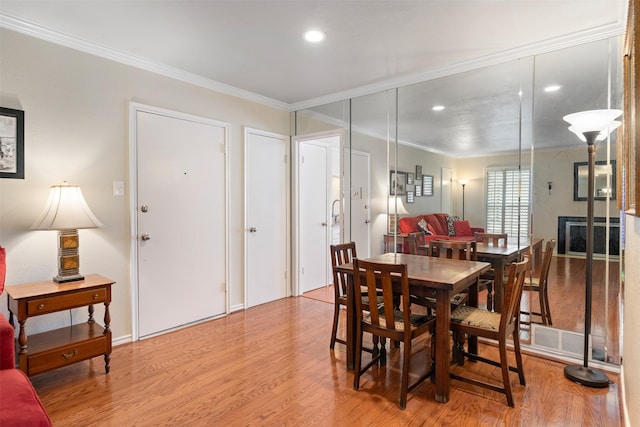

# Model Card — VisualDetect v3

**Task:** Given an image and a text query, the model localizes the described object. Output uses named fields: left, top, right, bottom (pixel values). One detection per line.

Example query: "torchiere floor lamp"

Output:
left=562, top=109, right=622, bottom=388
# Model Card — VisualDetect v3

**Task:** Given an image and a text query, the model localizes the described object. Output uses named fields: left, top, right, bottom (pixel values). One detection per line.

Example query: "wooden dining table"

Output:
left=334, top=252, right=490, bottom=403
left=475, top=237, right=543, bottom=312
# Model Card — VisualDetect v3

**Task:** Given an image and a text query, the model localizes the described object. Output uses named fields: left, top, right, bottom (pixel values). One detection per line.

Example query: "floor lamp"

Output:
left=458, top=179, right=468, bottom=220
left=562, top=109, right=622, bottom=388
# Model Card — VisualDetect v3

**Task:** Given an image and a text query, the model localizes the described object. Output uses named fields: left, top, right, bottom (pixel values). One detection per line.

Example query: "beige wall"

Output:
left=0, top=29, right=289, bottom=341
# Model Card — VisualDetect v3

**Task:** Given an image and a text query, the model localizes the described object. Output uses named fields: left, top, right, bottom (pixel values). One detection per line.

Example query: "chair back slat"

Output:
left=330, top=242, right=357, bottom=299
left=430, top=240, right=477, bottom=261
left=501, top=257, right=530, bottom=334
left=475, top=232, right=508, bottom=247
left=353, top=258, right=410, bottom=333
left=407, top=232, right=427, bottom=255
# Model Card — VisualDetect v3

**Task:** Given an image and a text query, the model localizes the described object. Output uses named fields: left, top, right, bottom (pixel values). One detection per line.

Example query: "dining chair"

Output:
left=474, top=232, right=509, bottom=311
left=352, top=258, right=435, bottom=410
left=329, top=243, right=384, bottom=350
left=449, top=256, right=530, bottom=407
left=520, top=239, right=556, bottom=326
left=407, top=231, right=429, bottom=255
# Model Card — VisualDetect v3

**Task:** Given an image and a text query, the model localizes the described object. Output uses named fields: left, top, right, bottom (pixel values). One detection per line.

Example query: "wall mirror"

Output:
left=573, top=160, right=617, bottom=201
left=294, top=34, right=623, bottom=367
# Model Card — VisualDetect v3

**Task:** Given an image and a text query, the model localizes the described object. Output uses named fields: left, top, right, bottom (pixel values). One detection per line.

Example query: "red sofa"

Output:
left=0, top=247, right=53, bottom=427
left=397, top=213, right=484, bottom=253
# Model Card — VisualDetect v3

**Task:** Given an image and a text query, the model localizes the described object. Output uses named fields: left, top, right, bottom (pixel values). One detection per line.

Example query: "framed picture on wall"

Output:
left=415, top=185, right=422, bottom=197
left=407, top=172, right=414, bottom=185
left=390, top=171, right=407, bottom=195
left=406, top=191, right=414, bottom=203
left=0, top=107, right=25, bottom=179
left=422, top=174, right=434, bottom=196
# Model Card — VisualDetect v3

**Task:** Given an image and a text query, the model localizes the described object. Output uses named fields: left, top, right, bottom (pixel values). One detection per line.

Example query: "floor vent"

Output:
left=531, top=324, right=591, bottom=359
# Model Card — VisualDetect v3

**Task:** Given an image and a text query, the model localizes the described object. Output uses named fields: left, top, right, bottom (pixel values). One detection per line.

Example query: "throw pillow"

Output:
left=453, top=220, right=474, bottom=237
left=446, top=215, right=460, bottom=236
left=417, top=218, right=433, bottom=235
left=427, top=223, right=437, bottom=235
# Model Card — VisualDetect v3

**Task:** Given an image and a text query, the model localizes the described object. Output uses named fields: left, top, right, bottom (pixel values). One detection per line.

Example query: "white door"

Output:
left=245, top=128, right=289, bottom=307
left=298, top=139, right=330, bottom=293
left=345, top=150, right=371, bottom=257
left=134, top=106, right=227, bottom=338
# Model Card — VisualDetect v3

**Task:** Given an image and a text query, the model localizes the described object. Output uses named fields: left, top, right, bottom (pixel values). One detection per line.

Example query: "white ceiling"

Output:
left=0, top=1, right=628, bottom=156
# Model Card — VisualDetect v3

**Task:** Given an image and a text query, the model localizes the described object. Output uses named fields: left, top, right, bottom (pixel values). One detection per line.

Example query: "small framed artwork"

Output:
left=423, top=174, right=434, bottom=196
left=415, top=185, right=422, bottom=197
left=0, top=107, right=25, bottom=179
left=406, top=191, right=414, bottom=203
left=390, top=170, right=407, bottom=195
left=407, top=172, right=414, bottom=185
left=416, top=165, right=423, bottom=180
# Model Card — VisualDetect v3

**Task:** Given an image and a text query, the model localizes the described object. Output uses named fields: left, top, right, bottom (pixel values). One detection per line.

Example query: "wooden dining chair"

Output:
left=407, top=231, right=429, bottom=255
left=329, top=243, right=384, bottom=350
left=474, top=232, right=509, bottom=311
left=520, top=240, right=556, bottom=326
left=352, top=258, right=435, bottom=409
left=449, top=256, right=530, bottom=407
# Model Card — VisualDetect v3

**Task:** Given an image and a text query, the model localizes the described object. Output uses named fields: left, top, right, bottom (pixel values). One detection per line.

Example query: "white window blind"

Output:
left=486, top=167, right=530, bottom=239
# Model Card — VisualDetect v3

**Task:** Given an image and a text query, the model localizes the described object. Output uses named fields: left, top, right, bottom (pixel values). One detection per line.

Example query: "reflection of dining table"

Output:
left=476, top=237, right=543, bottom=312
left=334, top=253, right=490, bottom=403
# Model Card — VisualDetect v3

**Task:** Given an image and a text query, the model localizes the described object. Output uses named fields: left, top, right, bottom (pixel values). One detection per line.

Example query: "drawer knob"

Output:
left=93, top=293, right=99, bottom=300
left=38, top=303, right=45, bottom=310
left=62, top=349, right=78, bottom=359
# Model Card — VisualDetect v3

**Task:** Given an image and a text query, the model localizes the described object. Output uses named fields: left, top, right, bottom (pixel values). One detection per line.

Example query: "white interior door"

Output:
left=298, top=139, right=330, bottom=293
left=346, top=150, right=371, bottom=257
left=245, top=128, right=289, bottom=307
left=134, top=106, right=227, bottom=338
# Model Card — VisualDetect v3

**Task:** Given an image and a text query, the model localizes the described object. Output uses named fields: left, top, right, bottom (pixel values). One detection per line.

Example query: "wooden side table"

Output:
left=5, top=274, right=115, bottom=376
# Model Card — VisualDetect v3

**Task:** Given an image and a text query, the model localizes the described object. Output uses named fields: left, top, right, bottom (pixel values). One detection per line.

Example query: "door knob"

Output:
left=141, top=234, right=151, bottom=241
left=322, top=222, right=328, bottom=227
left=365, top=220, right=370, bottom=224
left=141, top=205, right=149, bottom=213
left=249, top=227, right=257, bottom=233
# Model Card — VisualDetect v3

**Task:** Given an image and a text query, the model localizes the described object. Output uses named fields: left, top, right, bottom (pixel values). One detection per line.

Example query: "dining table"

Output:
left=334, top=252, right=490, bottom=403
left=475, top=237, right=543, bottom=312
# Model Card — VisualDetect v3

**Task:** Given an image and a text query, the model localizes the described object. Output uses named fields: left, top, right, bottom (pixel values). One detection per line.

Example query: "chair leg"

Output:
left=399, top=339, right=411, bottom=409
left=543, top=290, right=553, bottom=325
left=330, top=302, right=340, bottom=349
left=354, top=328, right=363, bottom=390
left=512, top=330, right=526, bottom=386
left=452, top=331, right=465, bottom=366
left=499, top=341, right=514, bottom=407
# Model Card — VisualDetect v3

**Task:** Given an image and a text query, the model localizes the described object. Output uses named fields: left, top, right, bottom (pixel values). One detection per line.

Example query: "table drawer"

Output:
left=27, top=336, right=107, bottom=375
left=27, top=288, right=107, bottom=315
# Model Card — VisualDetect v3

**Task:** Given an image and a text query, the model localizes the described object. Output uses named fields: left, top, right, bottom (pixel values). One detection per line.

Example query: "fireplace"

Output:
left=557, top=216, right=620, bottom=257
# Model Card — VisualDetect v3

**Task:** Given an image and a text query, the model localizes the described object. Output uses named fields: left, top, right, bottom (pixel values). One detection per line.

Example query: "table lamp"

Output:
left=388, top=195, right=409, bottom=234
left=31, top=184, right=103, bottom=283
left=562, top=108, right=621, bottom=388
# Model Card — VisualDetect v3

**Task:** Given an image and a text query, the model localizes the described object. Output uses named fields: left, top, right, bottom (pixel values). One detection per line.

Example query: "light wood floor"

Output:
left=31, top=296, right=622, bottom=426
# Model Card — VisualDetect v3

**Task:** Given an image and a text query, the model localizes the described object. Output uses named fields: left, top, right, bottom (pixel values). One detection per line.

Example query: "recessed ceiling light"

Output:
left=432, top=105, right=445, bottom=111
left=303, top=30, right=327, bottom=43
left=544, top=85, right=561, bottom=93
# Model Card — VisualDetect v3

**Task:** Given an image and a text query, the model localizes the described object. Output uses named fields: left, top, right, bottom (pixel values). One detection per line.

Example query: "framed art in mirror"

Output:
left=390, top=171, right=406, bottom=195
left=422, top=175, right=434, bottom=196
left=0, top=107, right=24, bottom=179
left=574, top=160, right=616, bottom=201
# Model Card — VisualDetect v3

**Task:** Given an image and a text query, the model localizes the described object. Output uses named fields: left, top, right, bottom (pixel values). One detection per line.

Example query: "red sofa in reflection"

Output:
left=0, top=247, right=53, bottom=427
left=397, top=213, right=484, bottom=253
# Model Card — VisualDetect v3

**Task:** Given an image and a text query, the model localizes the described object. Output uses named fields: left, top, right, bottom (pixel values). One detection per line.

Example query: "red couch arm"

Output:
left=471, top=227, right=485, bottom=234
left=0, top=312, right=15, bottom=370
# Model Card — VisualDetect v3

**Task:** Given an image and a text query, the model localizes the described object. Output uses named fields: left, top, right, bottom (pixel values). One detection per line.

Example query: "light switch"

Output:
left=113, top=181, right=125, bottom=197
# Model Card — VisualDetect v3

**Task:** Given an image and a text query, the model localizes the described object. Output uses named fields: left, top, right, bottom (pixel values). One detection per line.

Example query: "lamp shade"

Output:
left=563, top=109, right=623, bottom=142
left=388, top=196, right=409, bottom=215
left=32, top=185, right=102, bottom=230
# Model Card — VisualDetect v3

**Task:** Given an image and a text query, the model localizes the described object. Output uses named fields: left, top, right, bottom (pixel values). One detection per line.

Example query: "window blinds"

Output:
left=486, top=167, right=530, bottom=239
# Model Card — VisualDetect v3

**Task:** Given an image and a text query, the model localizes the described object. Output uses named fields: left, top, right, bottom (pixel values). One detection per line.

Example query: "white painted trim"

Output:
left=243, top=127, right=291, bottom=307
left=128, top=102, right=230, bottom=341
left=0, top=13, right=289, bottom=112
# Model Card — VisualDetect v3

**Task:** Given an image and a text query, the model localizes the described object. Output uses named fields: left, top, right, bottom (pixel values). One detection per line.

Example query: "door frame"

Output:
left=128, top=102, right=230, bottom=341
left=243, top=127, right=291, bottom=307
left=292, top=129, right=343, bottom=296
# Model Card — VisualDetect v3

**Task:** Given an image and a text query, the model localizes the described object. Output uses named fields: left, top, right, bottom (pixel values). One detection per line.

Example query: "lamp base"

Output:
left=564, top=364, right=609, bottom=388
left=54, top=274, right=84, bottom=283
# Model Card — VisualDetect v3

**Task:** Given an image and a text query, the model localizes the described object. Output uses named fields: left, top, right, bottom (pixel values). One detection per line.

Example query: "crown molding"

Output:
left=0, top=13, right=290, bottom=112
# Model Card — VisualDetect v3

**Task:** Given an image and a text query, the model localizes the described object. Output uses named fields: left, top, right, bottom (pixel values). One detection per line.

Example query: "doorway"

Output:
left=245, top=128, right=290, bottom=307
left=131, top=104, right=228, bottom=339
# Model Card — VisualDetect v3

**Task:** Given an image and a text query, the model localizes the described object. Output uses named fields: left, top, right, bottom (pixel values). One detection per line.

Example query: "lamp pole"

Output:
left=458, top=179, right=468, bottom=220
